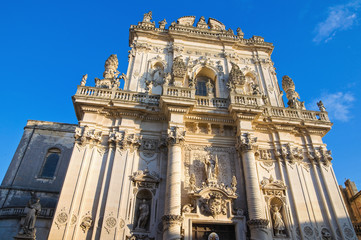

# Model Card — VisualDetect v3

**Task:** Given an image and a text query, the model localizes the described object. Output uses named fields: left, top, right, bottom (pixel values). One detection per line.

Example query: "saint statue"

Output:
left=272, top=206, right=285, bottom=236
left=151, top=66, right=164, bottom=85
left=205, top=156, right=219, bottom=183
left=136, top=199, right=149, bottom=230
left=18, top=193, right=41, bottom=237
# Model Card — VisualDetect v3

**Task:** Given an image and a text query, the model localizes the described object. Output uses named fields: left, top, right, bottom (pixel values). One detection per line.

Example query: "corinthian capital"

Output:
left=167, top=126, right=185, bottom=145
left=236, top=132, right=258, bottom=152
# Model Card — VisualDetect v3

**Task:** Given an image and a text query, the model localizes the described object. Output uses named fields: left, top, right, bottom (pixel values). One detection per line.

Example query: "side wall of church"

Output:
left=0, top=120, right=76, bottom=240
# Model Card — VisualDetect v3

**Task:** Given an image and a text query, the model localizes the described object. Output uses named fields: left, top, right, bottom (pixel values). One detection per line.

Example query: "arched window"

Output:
left=194, top=67, right=217, bottom=97
left=39, top=148, right=60, bottom=178
left=195, top=77, right=208, bottom=96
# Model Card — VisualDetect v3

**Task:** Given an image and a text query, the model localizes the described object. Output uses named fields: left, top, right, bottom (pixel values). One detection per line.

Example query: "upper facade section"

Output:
left=73, top=12, right=331, bottom=134
left=126, top=12, right=281, bottom=106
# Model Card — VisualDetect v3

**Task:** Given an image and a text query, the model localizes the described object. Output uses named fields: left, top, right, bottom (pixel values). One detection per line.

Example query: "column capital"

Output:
left=236, top=132, right=258, bottom=152
left=167, top=126, right=185, bottom=146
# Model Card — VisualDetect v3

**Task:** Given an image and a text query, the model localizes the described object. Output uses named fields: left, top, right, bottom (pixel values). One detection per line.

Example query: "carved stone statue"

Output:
left=205, top=156, right=219, bottom=183
left=189, top=173, right=197, bottom=192
left=136, top=199, right=150, bottom=230
left=196, top=16, right=208, bottom=29
left=206, top=81, right=214, bottom=95
left=272, top=206, right=285, bottom=236
left=158, top=19, right=167, bottom=29
left=143, top=11, right=152, bottom=22
left=81, top=74, right=87, bottom=86
left=151, top=66, right=164, bottom=86
left=317, top=100, right=326, bottom=112
left=236, top=27, right=244, bottom=38
left=251, top=83, right=261, bottom=95
left=18, top=193, right=41, bottom=238
left=231, top=176, right=237, bottom=192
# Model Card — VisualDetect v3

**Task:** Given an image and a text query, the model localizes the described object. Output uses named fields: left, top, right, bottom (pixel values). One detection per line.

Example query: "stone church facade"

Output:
left=0, top=12, right=357, bottom=240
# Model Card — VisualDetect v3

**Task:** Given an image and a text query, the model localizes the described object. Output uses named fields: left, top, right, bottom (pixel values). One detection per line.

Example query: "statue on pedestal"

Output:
left=17, top=193, right=41, bottom=239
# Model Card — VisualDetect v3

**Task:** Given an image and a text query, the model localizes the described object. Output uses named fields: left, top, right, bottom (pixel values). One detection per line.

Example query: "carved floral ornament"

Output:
left=307, top=147, right=333, bottom=166
left=236, top=132, right=258, bottom=152
left=274, top=143, right=304, bottom=164
left=75, top=126, right=102, bottom=146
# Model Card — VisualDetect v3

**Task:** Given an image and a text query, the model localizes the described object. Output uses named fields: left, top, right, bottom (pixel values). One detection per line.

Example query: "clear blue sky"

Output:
left=1, top=0, right=360, bottom=188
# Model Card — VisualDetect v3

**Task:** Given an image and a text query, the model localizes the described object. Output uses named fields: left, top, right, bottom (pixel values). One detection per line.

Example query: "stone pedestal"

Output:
left=14, top=234, right=35, bottom=240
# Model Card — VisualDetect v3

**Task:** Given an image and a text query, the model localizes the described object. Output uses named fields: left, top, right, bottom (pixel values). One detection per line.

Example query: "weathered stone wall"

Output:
left=0, top=120, right=76, bottom=240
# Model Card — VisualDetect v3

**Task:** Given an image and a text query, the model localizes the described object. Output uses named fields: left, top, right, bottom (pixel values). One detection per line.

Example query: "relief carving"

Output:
left=167, top=126, right=185, bottom=145
left=237, top=132, right=258, bottom=152
left=80, top=215, right=93, bottom=233
left=171, top=56, right=187, bottom=85
left=200, top=192, right=227, bottom=218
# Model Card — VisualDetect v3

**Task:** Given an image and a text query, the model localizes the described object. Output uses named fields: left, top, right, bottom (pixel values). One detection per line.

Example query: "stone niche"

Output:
left=130, top=169, right=160, bottom=238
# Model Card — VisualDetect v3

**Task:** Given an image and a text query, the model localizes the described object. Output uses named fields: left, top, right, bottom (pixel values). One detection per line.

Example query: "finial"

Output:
left=282, top=75, right=305, bottom=110
left=81, top=74, right=87, bottom=86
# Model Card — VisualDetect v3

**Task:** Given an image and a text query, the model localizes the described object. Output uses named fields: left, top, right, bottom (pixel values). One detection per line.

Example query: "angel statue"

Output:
left=272, top=205, right=285, bottom=236
left=205, top=155, right=219, bottom=183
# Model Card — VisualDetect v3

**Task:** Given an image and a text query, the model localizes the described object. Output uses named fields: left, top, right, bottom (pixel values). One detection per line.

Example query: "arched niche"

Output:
left=269, top=197, right=288, bottom=237
left=148, top=58, right=166, bottom=95
left=244, top=73, right=257, bottom=94
left=191, top=66, right=219, bottom=97
left=133, top=189, right=152, bottom=231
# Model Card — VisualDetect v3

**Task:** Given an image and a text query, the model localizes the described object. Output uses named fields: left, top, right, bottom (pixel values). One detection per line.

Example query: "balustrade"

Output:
left=76, top=86, right=329, bottom=122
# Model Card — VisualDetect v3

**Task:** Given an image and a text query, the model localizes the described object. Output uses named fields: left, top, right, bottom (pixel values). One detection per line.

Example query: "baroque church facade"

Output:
left=0, top=12, right=357, bottom=240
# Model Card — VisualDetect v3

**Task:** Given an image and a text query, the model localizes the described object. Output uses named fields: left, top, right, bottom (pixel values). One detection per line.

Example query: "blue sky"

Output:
left=1, top=0, right=360, bottom=188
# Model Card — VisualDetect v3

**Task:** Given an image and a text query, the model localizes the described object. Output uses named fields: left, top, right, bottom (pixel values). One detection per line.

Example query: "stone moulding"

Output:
left=247, top=218, right=269, bottom=228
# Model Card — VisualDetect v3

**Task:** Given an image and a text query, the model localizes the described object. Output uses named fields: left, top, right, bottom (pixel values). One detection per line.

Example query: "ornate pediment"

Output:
left=261, top=176, right=287, bottom=198
left=176, top=16, right=196, bottom=26
left=131, top=168, right=160, bottom=189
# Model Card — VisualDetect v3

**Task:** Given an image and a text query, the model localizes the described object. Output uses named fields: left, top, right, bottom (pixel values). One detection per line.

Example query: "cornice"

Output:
left=186, top=115, right=233, bottom=124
